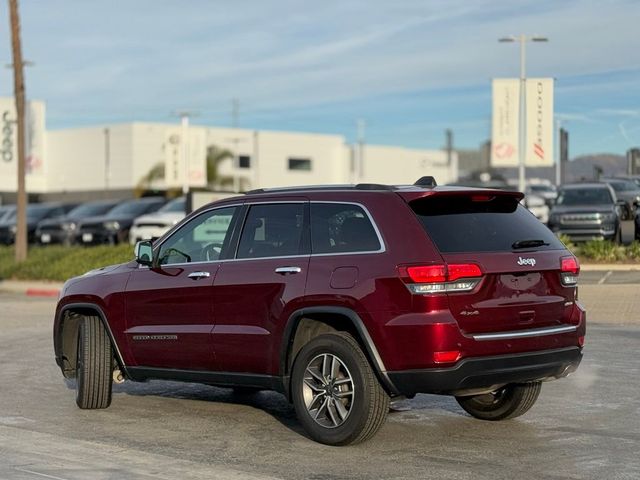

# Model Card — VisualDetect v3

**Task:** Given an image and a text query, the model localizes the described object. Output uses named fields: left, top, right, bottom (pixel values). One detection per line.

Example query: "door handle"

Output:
left=275, top=266, right=302, bottom=275
left=188, top=271, right=211, bottom=280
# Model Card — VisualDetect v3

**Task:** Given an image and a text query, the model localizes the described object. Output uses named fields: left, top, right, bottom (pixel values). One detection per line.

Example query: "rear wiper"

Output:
left=512, top=239, right=549, bottom=249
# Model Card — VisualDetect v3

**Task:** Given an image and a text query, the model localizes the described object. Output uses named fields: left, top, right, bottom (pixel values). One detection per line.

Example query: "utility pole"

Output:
left=232, top=98, right=239, bottom=128
left=9, top=0, right=27, bottom=262
left=103, top=127, right=110, bottom=196
left=356, top=119, right=366, bottom=181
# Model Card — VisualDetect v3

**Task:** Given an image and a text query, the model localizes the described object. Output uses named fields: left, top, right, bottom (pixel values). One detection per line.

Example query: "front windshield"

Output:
left=159, top=197, right=186, bottom=213
left=67, top=201, right=118, bottom=218
left=530, top=185, right=555, bottom=193
left=557, top=188, right=613, bottom=206
left=26, top=204, right=56, bottom=220
left=107, top=200, right=157, bottom=216
left=607, top=180, right=638, bottom=192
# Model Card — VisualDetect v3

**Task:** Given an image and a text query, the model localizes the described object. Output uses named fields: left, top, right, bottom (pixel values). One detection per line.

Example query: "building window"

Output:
left=237, top=155, right=251, bottom=169
left=288, top=158, right=312, bottom=171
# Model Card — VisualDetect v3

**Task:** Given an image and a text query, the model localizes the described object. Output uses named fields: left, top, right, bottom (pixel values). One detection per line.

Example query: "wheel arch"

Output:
left=280, top=306, right=399, bottom=399
left=55, top=303, right=126, bottom=379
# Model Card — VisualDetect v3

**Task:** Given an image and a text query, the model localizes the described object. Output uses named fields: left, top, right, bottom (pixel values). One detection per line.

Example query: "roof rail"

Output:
left=414, top=176, right=437, bottom=187
left=245, top=184, right=394, bottom=195
left=354, top=183, right=394, bottom=191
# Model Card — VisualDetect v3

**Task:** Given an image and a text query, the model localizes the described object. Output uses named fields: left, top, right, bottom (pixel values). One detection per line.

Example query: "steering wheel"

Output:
left=160, top=247, right=191, bottom=265
left=202, top=243, right=224, bottom=261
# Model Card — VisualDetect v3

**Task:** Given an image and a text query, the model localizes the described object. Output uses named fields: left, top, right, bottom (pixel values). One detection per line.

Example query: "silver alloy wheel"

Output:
left=302, top=353, right=355, bottom=428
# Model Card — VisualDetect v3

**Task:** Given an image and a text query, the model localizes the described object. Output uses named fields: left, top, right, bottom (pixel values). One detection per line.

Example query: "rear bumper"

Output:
left=387, top=346, right=582, bottom=396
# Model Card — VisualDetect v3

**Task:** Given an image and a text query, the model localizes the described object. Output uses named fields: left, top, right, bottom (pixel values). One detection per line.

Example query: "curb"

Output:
left=0, top=280, right=63, bottom=298
left=580, top=264, right=640, bottom=271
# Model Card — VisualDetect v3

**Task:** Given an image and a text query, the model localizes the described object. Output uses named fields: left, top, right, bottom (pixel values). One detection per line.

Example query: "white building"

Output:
left=0, top=97, right=458, bottom=202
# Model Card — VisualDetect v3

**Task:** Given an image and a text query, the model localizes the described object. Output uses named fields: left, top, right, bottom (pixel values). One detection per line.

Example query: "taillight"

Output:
left=399, top=263, right=482, bottom=294
left=560, top=256, right=580, bottom=286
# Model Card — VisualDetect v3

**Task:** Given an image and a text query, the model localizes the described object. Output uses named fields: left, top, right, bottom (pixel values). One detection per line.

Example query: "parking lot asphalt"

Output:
left=1, top=291, right=639, bottom=480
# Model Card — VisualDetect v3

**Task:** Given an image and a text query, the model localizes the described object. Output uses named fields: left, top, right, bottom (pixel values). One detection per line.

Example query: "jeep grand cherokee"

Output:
left=54, top=179, right=585, bottom=445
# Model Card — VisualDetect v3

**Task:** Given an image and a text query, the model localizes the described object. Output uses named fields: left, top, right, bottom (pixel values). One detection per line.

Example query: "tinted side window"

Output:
left=237, top=204, right=305, bottom=259
left=311, top=203, right=381, bottom=254
left=412, top=195, right=564, bottom=253
left=158, top=206, right=238, bottom=265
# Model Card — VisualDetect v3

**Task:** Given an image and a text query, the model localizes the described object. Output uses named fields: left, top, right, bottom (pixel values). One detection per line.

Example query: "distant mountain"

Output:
left=483, top=153, right=628, bottom=184
left=564, top=154, right=627, bottom=182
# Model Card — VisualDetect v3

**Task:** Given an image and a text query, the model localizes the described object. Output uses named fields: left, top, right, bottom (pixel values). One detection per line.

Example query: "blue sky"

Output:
left=1, top=0, right=639, bottom=157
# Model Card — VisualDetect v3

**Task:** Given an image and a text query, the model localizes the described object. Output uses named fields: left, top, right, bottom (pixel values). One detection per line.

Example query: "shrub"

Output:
left=579, top=240, right=627, bottom=262
left=626, top=241, right=640, bottom=261
left=0, top=245, right=133, bottom=282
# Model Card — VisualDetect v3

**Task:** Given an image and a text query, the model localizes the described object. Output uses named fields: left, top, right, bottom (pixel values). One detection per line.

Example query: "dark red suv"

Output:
left=54, top=180, right=585, bottom=445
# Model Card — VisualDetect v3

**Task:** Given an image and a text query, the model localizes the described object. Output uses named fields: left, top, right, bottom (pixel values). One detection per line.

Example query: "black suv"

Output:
left=75, top=197, right=165, bottom=245
left=0, top=202, right=78, bottom=245
left=36, top=199, right=122, bottom=245
left=549, top=183, right=624, bottom=242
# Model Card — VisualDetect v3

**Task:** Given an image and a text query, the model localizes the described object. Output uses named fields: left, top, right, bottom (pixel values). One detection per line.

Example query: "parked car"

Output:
left=548, top=183, right=624, bottom=242
left=0, top=202, right=78, bottom=245
left=129, top=196, right=186, bottom=245
left=601, top=178, right=640, bottom=220
left=0, top=204, right=16, bottom=223
left=526, top=184, right=557, bottom=208
left=523, top=193, right=549, bottom=224
left=36, top=199, right=122, bottom=246
left=75, top=197, right=166, bottom=245
left=54, top=180, right=584, bottom=445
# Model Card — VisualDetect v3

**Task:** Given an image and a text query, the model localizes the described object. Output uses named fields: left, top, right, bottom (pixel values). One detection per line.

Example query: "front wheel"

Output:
left=455, top=382, right=541, bottom=421
left=291, top=333, right=389, bottom=445
left=75, top=315, right=113, bottom=409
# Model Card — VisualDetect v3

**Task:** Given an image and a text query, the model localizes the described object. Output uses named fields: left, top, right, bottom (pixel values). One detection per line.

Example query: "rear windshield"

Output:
left=411, top=195, right=564, bottom=253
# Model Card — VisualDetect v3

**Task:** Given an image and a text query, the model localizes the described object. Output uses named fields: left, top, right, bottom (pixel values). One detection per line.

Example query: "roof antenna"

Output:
left=414, top=176, right=437, bottom=187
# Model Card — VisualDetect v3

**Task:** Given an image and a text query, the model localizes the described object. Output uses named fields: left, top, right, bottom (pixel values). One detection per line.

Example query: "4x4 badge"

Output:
left=517, top=257, right=536, bottom=267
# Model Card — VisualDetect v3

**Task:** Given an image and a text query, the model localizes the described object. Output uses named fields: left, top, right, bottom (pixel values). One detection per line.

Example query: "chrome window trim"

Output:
left=472, top=325, right=577, bottom=341
left=137, top=200, right=386, bottom=268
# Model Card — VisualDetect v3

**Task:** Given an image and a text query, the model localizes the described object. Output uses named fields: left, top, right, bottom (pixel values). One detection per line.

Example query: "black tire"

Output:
left=75, top=315, right=113, bottom=409
left=291, top=332, right=389, bottom=445
left=455, top=382, right=541, bottom=421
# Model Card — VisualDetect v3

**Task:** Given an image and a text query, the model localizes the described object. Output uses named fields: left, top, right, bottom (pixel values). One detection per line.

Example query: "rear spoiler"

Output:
left=396, top=187, right=524, bottom=203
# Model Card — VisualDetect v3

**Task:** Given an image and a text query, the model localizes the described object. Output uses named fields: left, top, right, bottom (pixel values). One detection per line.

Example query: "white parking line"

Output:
left=598, top=270, right=614, bottom=285
left=14, top=468, right=71, bottom=480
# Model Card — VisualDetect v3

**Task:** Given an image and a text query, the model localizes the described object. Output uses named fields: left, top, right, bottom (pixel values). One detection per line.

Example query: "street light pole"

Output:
left=499, top=34, right=548, bottom=193
left=171, top=111, right=197, bottom=195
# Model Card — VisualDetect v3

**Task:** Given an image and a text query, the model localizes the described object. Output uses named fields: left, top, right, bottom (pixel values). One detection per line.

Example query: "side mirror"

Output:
left=134, top=240, right=154, bottom=267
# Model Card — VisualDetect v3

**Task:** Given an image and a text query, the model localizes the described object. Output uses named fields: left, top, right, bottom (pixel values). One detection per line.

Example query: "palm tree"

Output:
left=135, top=162, right=165, bottom=196
left=206, top=145, right=234, bottom=187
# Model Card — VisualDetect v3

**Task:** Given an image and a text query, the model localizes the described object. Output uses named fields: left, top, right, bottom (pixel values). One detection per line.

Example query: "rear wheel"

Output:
left=75, top=315, right=113, bottom=409
left=455, top=382, right=541, bottom=421
left=291, top=333, right=389, bottom=445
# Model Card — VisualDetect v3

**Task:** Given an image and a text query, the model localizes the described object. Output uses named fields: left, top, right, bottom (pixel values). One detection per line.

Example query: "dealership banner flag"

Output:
left=525, top=78, right=554, bottom=167
left=491, top=78, right=554, bottom=168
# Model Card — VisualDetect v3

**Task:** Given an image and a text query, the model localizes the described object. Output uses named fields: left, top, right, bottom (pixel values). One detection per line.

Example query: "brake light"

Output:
left=561, top=256, right=580, bottom=274
left=399, top=263, right=482, bottom=294
left=471, top=195, right=494, bottom=202
left=560, top=256, right=579, bottom=286
left=448, top=263, right=483, bottom=281
left=405, top=265, right=446, bottom=283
